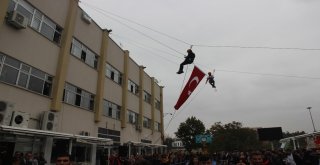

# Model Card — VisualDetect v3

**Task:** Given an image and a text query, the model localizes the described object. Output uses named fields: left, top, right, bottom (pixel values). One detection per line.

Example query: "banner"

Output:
left=174, top=66, right=205, bottom=110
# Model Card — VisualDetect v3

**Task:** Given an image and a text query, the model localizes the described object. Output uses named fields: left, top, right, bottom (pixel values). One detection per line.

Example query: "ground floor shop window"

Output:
left=71, top=143, right=92, bottom=163
left=51, top=139, right=70, bottom=162
left=0, top=134, right=44, bottom=165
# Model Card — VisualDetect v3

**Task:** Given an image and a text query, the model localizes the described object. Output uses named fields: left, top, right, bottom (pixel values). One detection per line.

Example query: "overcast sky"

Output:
left=79, top=0, right=320, bottom=137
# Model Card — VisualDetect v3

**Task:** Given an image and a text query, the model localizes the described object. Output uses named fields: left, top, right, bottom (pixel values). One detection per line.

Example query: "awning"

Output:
left=126, top=141, right=167, bottom=148
left=279, top=131, right=320, bottom=143
left=0, top=125, right=113, bottom=145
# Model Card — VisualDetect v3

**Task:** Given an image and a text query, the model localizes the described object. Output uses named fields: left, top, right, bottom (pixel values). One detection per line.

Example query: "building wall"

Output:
left=0, top=0, right=164, bottom=148
left=28, top=0, right=69, bottom=26
left=0, top=23, right=59, bottom=76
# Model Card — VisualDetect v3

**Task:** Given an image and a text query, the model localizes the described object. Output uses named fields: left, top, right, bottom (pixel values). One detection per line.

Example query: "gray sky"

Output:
left=80, top=0, right=320, bottom=137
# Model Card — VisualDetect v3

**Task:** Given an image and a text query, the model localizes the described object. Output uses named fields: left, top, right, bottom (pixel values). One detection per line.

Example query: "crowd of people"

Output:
left=7, top=151, right=47, bottom=165
left=106, top=148, right=320, bottom=165
left=2, top=148, right=320, bottom=164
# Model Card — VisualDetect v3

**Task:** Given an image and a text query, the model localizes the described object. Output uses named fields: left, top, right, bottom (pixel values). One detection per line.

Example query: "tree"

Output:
left=175, top=116, right=206, bottom=152
left=208, top=121, right=262, bottom=151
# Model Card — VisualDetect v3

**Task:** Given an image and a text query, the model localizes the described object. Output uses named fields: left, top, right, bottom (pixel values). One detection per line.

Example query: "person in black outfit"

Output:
left=177, top=49, right=195, bottom=74
left=205, top=72, right=216, bottom=88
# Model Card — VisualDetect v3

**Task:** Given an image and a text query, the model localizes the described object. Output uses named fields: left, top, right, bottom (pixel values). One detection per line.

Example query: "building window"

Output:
left=0, top=53, right=52, bottom=96
left=143, top=91, right=151, bottom=104
left=155, top=99, right=161, bottom=110
left=154, top=122, right=161, bottom=132
left=143, top=117, right=151, bottom=129
left=71, top=38, right=98, bottom=69
left=106, top=64, right=122, bottom=84
left=98, top=128, right=121, bottom=145
left=128, top=80, right=139, bottom=95
left=127, top=110, right=138, bottom=124
left=103, top=100, right=121, bottom=120
left=63, top=83, right=94, bottom=111
left=71, top=143, right=91, bottom=163
left=8, top=0, right=63, bottom=44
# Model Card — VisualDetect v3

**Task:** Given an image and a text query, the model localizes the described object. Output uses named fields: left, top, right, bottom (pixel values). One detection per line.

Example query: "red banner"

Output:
left=174, top=66, right=205, bottom=110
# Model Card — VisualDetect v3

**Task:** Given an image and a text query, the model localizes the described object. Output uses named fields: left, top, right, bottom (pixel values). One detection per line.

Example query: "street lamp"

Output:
left=307, top=107, right=316, bottom=132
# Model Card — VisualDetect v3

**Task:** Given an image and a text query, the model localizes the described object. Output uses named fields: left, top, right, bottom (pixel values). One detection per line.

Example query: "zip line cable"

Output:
left=192, top=44, right=320, bottom=51
left=164, top=65, right=190, bottom=132
left=175, top=83, right=206, bottom=119
left=81, top=1, right=192, bottom=46
left=111, top=33, right=183, bottom=60
left=80, top=2, right=320, bottom=142
left=114, top=34, right=320, bottom=80
left=162, top=83, right=206, bottom=142
left=81, top=3, right=320, bottom=80
left=80, top=2, right=320, bottom=52
left=81, top=3, right=186, bottom=56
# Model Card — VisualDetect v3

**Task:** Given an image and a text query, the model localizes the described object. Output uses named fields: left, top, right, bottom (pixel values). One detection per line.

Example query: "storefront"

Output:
left=0, top=125, right=113, bottom=164
left=126, top=141, right=167, bottom=156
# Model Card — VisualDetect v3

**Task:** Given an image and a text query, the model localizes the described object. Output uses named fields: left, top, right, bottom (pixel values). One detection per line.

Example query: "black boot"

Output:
left=177, top=70, right=184, bottom=74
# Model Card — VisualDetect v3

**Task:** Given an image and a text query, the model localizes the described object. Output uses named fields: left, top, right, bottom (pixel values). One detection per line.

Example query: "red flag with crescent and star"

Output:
left=174, top=66, right=205, bottom=110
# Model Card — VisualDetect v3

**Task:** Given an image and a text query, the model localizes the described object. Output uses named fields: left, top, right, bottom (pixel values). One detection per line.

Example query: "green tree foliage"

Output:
left=283, top=131, right=306, bottom=138
left=175, top=116, right=206, bottom=152
left=208, top=121, right=262, bottom=151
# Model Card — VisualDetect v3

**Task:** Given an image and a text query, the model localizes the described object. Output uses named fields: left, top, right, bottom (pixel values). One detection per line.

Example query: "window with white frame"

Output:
left=127, top=110, right=138, bottom=124
left=143, top=117, right=151, bottom=129
left=71, top=38, right=98, bottom=69
left=8, top=0, right=63, bottom=44
left=0, top=53, right=52, bottom=96
left=63, top=83, right=94, bottom=111
left=103, top=100, right=121, bottom=120
left=128, top=80, right=139, bottom=95
left=155, top=99, right=161, bottom=110
left=154, top=122, right=161, bottom=132
left=143, top=91, right=151, bottom=104
left=106, top=63, right=122, bottom=84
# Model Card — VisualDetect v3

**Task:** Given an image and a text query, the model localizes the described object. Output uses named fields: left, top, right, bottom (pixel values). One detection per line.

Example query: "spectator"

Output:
left=250, top=152, right=264, bottom=165
left=56, top=153, right=71, bottom=165
left=23, top=152, right=35, bottom=165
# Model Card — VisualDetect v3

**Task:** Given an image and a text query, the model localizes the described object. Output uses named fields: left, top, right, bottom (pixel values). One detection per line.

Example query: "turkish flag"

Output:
left=174, top=66, right=205, bottom=110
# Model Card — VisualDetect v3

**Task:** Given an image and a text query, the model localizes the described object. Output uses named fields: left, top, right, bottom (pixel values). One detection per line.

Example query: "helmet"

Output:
left=187, top=49, right=192, bottom=52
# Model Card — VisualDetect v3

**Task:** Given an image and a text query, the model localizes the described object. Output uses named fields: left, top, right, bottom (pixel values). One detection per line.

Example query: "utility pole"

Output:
left=307, top=107, right=316, bottom=132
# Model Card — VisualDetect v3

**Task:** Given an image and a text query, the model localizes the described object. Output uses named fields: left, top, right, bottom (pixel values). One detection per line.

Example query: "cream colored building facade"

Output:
left=0, top=0, right=165, bottom=164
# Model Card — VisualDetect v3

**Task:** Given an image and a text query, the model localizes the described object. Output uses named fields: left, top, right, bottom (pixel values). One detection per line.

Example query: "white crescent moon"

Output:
left=189, top=77, right=199, bottom=87
left=188, top=77, right=200, bottom=95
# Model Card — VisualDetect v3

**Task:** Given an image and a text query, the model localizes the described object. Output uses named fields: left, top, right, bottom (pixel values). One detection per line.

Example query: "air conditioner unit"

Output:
left=79, top=131, right=90, bottom=136
left=0, top=101, right=14, bottom=126
left=41, top=111, right=58, bottom=131
left=7, top=10, right=28, bottom=29
left=81, top=11, right=92, bottom=24
left=11, top=111, right=30, bottom=128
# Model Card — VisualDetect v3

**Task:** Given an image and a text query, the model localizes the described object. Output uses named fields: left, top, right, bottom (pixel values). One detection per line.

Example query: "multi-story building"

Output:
left=0, top=0, right=165, bottom=164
